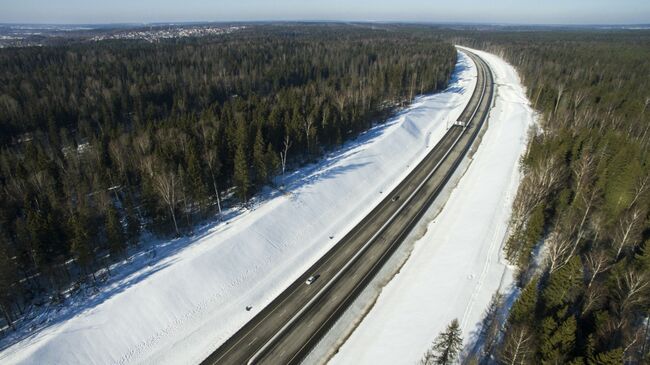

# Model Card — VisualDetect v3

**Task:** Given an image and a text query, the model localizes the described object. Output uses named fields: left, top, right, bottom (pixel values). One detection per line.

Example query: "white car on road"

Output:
left=305, top=275, right=320, bottom=285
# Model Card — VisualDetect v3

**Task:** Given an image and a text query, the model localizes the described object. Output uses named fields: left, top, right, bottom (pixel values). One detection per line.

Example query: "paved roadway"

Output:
left=202, top=48, right=494, bottom=365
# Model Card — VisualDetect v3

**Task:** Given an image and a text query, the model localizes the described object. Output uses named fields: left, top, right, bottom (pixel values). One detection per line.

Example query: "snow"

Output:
left=0, top=52, right=477, bottom=364
left=329, top=47, right=536, bottom=365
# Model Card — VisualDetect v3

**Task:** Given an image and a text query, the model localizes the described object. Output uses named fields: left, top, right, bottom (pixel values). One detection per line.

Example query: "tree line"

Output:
left=457, top=30, right=650, bottom=364
left=0, top=25, right=456, bottom=331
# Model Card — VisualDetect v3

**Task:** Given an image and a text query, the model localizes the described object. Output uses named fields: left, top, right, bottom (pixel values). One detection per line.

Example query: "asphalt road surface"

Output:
left=202, top=48, right=494, bottom=365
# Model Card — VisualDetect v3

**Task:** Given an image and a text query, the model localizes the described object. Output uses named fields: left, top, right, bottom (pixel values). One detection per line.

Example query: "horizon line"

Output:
left=1, top=19, right=650, bottom=27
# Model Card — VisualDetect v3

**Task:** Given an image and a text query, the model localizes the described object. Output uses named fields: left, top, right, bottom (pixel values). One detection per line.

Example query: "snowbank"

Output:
left=0, top=52, right=477, bottom=364
left=329, top=47, right=536, bottom=364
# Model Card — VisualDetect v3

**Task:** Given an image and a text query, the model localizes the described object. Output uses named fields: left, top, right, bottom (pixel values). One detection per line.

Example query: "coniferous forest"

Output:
left=456, top=30, right=650, bottom=364
left=0, top=25, right=456, bottom=330
left=1, top=23, right=649, bottom=364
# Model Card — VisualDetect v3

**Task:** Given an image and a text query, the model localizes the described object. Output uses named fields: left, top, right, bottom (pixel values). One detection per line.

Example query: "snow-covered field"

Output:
left=0, top=51, right=477, bottom=364
left=329, top=47, right=536, bottom=365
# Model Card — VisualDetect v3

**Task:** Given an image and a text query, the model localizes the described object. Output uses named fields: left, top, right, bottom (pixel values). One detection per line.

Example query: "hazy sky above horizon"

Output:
left=1, top=0, right=649, bottom=25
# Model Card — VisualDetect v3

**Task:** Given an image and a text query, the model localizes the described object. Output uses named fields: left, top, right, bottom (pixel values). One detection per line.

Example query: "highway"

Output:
left=202, top=48, right=494, bottom=365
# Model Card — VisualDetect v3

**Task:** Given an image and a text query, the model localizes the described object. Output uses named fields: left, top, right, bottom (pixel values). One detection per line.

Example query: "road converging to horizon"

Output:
left=203, top=48, right=495, bottom=365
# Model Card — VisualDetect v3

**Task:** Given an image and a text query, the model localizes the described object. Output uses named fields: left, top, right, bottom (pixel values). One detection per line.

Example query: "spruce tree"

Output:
left=520, top=204, right=545, bottom=267
left=185, top=140, right=208, bottom=206
left=482, top=292, right=504, bottom=358
left=266, top=142, right=280, bottom=178
left=539, top=315, right=577, bottom=363
left=587, top=348, right=623, bottom=365
left=431, top=319, right=464, bottom=365
left=635, top=239, right=650, bottom=272
left=509, top=276, right=539, bottom=325
left=543, top=256, right=582, bottom=310
left=233, top=122, right=250, bottom=202
left=253, top=128, right=268, bottom=186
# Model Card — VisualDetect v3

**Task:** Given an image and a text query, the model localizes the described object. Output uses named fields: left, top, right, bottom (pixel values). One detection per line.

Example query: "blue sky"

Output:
left=1, top=0, right=649, bottom=25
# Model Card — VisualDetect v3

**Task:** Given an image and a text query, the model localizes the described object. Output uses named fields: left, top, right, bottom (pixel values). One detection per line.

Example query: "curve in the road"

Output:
left=202, top=48, right=495, bottom=365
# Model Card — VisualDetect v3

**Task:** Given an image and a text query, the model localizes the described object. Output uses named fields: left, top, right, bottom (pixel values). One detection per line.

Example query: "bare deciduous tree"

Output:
left=553, top=84, right=565, bottom=116
left=508, top=155, right=566, bottom=260
left=303, top=117, right=314, bottom=153
left=154, top=170, right=180, bottom=236
left=582, top=284, right=606, bottom=316
left=199, top=121, right=222, bottom=215
left=498, top=325, right=532, bottom=365
left=572, top=89, right=588, bottom=121
left=280, top=134, right=291, bottom=178
left=564, top=187, right=600, bottom=262
left=108, top=136, right=129, bottom=177
left=614, top=208, right=644, bottom=259
left=612, top=271, right=650, bottom=325
left=134, top=132, right=152, bottom=156
left=623, top=325, right=646, bottom=362
left=546, top=226, right=575, bottom=273
left=572, top=152, right=594, bottom=197
left=639, top=97, right=650, bottom=144
left=628, top=174, right=649, bottom=210
left=204, top=147, right=222, bottom=215
left=143, top=157, right=180, bottom=236
left=584, top=248, right=612, bottom=289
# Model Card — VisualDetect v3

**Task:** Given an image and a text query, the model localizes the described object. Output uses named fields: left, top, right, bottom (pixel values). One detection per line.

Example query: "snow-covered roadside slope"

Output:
left=0, top=53, right=477, bottom=365
left=329, top=47, right=536, bottom=365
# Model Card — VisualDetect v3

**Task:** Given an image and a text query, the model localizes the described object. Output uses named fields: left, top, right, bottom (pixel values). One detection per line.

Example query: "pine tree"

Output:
left=430, top=319, right=464, bottom=365
left=204, top=144, right=223, bottom=214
